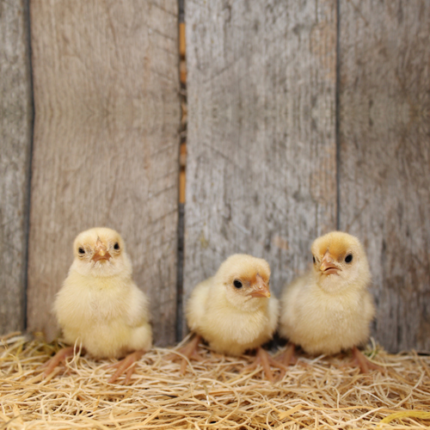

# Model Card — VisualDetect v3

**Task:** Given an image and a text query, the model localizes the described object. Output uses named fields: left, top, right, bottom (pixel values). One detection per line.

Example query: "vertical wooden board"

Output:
left=27, top=0, right=180, bottom=345
left=0, top=0, right=32, bottom=334
left=184, top=0, right=337, bottom=333
left=339, top=1, right=430, bottom=352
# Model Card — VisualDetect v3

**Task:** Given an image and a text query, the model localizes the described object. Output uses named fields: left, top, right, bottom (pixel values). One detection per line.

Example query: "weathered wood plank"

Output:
left=183, top=0, right=337, bottom=334
left=0, top=0, right=32, bottom=334
left=339, top=0, right=430, bottom=352
left=27, top=0, right=180, bottom=345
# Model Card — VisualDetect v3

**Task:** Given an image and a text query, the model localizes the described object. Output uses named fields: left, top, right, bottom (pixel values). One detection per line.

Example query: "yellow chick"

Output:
left=43, top=227, right=152, bottom=383
left=278, top=231, right=381, bottom=373
left=174, top=254, right=282, bottom=381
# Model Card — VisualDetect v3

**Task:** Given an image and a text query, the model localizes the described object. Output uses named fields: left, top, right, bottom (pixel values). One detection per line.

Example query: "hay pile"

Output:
left=1, top=333, right=430, bottom=429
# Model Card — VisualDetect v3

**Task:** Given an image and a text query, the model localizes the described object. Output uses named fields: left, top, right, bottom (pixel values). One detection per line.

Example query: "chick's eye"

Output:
left=233, top=280, right=243, bottom=289
left=312, top=256, right=316, bottom=264
left=78, top=247, right=85, bottom=254
left=345, top=254, right=353, bottom=263
left=114, top=243, right=120, bottom=250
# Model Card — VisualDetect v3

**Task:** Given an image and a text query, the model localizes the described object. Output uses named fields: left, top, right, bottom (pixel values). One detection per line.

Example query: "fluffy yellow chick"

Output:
left=43, top=227, right=152, bottom=383
left=278, top=231, right=381, bottom=373
left=174, top=254, right=283, bottom=381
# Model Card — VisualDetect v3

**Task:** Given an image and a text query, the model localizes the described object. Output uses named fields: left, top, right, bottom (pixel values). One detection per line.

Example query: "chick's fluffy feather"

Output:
left=279, top=232, right=374, bottom=355
left=54, top=228, right=152, bottom=358
left=186, top=254, right=279, bottom=356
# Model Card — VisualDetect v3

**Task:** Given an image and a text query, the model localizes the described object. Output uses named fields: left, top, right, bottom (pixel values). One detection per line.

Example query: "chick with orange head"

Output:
left=175, top=254, right=282, bottom=381
left=278, top=232, right=381, bottom=373
left=43, top=227, right=152, bottom=383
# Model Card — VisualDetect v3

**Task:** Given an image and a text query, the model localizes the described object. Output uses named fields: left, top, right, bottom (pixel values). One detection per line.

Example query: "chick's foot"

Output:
left=276, top=343, right=297, bottom=366
left=107, top=350, right=145, bottom=384
left=351, top=346, right=385, bottom=374
left=169, top=335, right=204, bottom=374
left=274, top=343, right=297, bottom=381
left=42, top=346, right=76, bottom=377
left=242, top=347, right=288, bottom=382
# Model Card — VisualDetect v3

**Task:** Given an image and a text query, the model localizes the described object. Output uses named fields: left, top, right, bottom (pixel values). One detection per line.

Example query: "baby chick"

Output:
left=278, top=231, right=381, bottom=373
left=43, top=227, right=152, bottom=383
left=174, top=254, right=282, bottom=381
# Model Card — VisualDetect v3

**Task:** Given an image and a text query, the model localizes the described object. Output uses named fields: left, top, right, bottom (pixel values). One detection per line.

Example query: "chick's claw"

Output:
left=276, top=343, right=298, bottom=366
left=242, top=347, right=288, bottom=382
left=42, top=346, right=76, bottom=377
left=107, top=350, right=145, bottom=384
left=169, top=335, right=204, bottom=374
left=351, top=346, right=385, bottom=374
left=274, top=343, right=298, bottom=381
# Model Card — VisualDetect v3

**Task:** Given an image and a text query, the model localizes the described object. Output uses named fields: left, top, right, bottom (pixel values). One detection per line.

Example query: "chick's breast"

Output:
left=186, top=277, right=279, bottom=356
left=55, top=272, right=151, bottom=358
left=280, top=274, right=374, bottom=355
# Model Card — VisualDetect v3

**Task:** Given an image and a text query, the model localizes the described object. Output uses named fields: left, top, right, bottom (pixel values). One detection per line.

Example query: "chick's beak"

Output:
left=249, top=274, right=271, bottom=298
left=320, top=252, right=339, bottom=275
left=92, top=239, right=111, bottom=262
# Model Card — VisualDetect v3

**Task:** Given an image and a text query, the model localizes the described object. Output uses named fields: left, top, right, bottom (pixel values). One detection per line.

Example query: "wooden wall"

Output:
left=0, top=0, right=429, bottom=352
left=0, top=0, right=32, bottom=333
left=339, top=0, right=430, bottom=352
left=26, top=0, right=180, bottom=346
left=183, top=0, right=337, bottom=334
left=184, top=0, right=430, bottom=352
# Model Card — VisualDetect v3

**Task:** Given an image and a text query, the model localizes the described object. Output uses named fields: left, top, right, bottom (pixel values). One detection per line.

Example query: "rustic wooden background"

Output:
left=1, top=0, right=429, bottom=352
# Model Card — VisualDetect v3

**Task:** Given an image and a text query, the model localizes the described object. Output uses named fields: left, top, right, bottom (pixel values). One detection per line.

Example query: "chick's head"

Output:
left=70, top=227, right=132, bottom=278
left=215, top=254, right=271, bottom=311
left=311, top=231, right=370, bottom=293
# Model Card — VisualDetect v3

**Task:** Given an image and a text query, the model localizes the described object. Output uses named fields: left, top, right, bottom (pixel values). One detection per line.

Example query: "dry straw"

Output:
left=1, top=332, right=429, bottom=429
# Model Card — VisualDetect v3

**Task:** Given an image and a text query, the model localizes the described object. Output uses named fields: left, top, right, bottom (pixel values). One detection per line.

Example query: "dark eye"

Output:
left=345, top=254, right=353, bottom=263
left=78, top=247, right=85, bottom=254
left=312, top=256, right=316, bottom=264
left=233, top=280, right=243, bottom=289
left=114, top=243, right=120, bottom=250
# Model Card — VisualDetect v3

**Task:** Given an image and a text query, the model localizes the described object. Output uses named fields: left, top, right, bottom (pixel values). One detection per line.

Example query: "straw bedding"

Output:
left=1, top=333, right=430, bottom=429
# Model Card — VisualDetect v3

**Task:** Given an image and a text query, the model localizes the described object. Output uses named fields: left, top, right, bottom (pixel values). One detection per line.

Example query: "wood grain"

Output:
left=0, top=0, right=32, bottom=334
left=183, top=0, right=337, bottom=335
left=27, top=0, right=180, bottom=345
left=339, top=0, right=430, bottom=351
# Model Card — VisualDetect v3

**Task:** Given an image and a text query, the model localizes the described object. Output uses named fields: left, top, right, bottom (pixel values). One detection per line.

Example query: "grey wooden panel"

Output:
left=0, top=0, right=32, bottom=334
left=27, top=0, right=180, bottom=346
left=183, top=0, right=337, bottom=335
left=339, top=0, right=430, bottom=352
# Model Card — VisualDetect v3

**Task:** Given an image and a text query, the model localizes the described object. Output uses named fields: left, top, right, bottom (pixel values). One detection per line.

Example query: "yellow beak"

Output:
left=249, top=274, right=271, bottom=298
left=320, top=252, right=339, bottom=274
left=92, top=239, right=111, bottom=262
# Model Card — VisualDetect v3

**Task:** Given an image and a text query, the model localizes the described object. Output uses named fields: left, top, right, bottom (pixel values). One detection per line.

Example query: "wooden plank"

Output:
left=27, top=0, right=180, bottom=346
left=0, top=0, right=32, bottom=334
left=339, top=1, right=430, bottom=352
left=183, top=0, right=337, bottom=335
